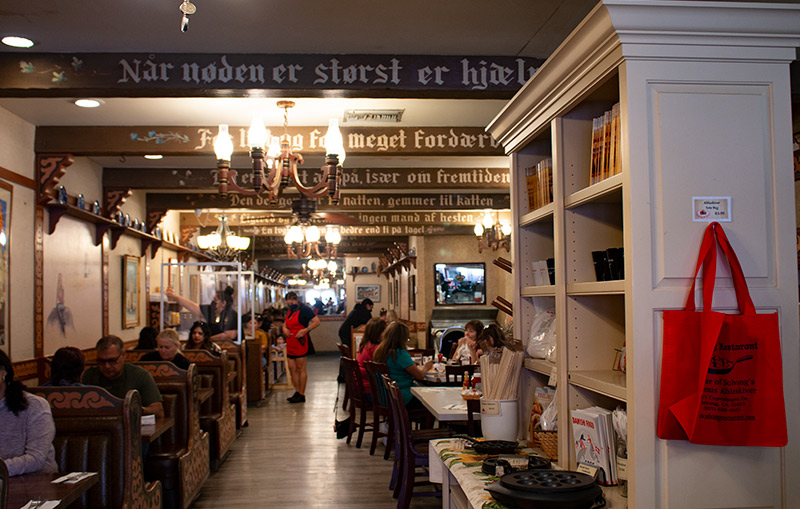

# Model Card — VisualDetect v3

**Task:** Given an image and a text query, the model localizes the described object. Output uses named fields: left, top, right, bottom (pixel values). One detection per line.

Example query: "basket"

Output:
left=533, top=430, right=558, bottom=461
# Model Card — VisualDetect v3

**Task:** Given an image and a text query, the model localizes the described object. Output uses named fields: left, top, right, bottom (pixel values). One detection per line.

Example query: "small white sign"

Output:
left=480, top=400, right=500, bottom=415
left=692, top=196, right=731, bottom=222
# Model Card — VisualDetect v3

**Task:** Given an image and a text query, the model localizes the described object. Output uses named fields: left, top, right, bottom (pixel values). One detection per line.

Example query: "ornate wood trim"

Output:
left=36, top=153, right=74, bottom=204
left=103, top=187, right=132, bottom=219
left=102, top=235, right=109, bottom=337
left=34, top=206, right=44, bottom=358
left=146, top=209, right=167, bottom=234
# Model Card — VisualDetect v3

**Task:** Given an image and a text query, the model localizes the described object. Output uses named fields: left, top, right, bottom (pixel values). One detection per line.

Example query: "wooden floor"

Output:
left=192, top=352, right=441, bottom=508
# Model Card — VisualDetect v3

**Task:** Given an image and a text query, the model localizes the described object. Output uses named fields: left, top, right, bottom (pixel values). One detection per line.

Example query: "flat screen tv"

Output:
left=434, top=262, right=486, bottom=305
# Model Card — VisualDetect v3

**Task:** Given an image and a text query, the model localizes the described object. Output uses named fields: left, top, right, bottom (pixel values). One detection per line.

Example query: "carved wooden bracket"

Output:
left=36, top=153, right=74, bottom=205
left=103, top=188, right=132, bottom=219
left=146, top=209, right=168, bottom=234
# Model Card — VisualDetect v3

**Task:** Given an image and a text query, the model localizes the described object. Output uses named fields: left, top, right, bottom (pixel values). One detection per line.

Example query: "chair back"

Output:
left=444, top=364, right=477, bottom=386
left=0, top=458, right=7, bottom=509
left=364, top=361, right=390, bottom=414
left=351, top=325, right=366, bottom=357
left=341, top=357, right=366, bottom=409
left=336, top=343, right=350, bottom=358
left=382, top=375, right=411, bottom=456
left=466, top=398, right=481, bottom=436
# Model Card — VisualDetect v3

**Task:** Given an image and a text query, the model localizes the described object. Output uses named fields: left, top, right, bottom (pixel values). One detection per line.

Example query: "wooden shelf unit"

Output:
left=487, top=2, right=800, bottom=508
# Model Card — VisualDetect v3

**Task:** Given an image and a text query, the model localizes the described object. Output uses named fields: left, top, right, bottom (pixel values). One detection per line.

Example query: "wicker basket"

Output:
left=533, top=430, right=559, bottom=461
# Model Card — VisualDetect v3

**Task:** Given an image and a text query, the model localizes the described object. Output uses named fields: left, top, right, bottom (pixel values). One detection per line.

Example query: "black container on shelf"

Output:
left=546, top=258, right=556, bottom=285
left=92, top=201, right=101, bottom=215
left=591, top=251, right=611, bottom=281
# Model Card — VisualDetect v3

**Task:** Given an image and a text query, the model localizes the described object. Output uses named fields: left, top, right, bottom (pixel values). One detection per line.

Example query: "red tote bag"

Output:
left=657, top=222, right=787, bottom=446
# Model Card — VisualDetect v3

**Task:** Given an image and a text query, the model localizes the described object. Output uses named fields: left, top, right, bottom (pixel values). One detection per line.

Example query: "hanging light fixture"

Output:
left=195, top=214, right=251, bottom=260
left=474, top=210, right=511, bottom=253
left=213, top=101, right=345, bottom=204
left=284, top=224, right=341, bottom=259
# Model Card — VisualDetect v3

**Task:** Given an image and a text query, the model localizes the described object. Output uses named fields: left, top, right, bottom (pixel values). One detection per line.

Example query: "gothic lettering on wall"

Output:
left=105, top=167, right=511, bottom=190
left=36, top=126, right=505, bottom=156
left=0, top=54, right=542, bottom=95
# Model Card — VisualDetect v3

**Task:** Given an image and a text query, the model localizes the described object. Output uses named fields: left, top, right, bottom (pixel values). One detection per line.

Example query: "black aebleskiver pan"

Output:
left=455, top=435, right=521, bottom=455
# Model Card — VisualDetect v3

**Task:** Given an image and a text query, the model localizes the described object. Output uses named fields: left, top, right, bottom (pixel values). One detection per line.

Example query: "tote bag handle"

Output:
left=684, top=222, right=755, bottom=315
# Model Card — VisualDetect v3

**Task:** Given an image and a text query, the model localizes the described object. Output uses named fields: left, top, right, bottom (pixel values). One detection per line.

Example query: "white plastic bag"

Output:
left=526, top=298, right=556, bottom=359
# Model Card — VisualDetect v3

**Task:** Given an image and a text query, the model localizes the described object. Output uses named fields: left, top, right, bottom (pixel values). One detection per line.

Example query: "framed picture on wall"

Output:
left=393, top=280, right=399, bottom=308
left=123, top=255, right=140, bottom=328
left=356, top=284, right=381, bottom=303
left=0, top=180, right=11, bottom=354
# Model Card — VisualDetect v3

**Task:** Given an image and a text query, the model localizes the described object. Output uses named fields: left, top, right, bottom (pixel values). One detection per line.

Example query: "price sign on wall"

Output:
left=692, top=196, right=731, bottom=222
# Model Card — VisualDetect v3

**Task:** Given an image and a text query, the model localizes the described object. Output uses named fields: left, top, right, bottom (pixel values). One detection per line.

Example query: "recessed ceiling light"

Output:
left=73, top=98, right=103, bottom=108
left=144, top=155, right=163, bottom=160
left=2, top=36, right=34, bottom=48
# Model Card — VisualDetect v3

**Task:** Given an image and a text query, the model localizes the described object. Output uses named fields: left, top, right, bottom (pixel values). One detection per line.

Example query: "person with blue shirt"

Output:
left=372, top=321, right=432, bottom=411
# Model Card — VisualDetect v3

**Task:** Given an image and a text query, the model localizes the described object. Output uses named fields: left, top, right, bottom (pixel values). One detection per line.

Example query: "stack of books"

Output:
left=590, top=103, right=621, bottom=185
left=525, top=157, right=553, bottom=211
left=570, top=406, right=618, bottom=486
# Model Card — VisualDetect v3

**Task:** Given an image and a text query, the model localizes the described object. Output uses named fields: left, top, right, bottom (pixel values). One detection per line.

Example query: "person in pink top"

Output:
left=356, top=317, right=387, bottom=395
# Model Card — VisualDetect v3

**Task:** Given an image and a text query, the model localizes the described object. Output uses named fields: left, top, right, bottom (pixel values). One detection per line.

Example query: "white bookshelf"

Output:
left=488, top=2, right=800, bottom=508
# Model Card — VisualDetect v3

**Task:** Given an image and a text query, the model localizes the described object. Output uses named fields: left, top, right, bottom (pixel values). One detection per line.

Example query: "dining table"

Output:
left=141, top=416, right=175, bottom=443
left=8, top=471, right=99, bottom=509
left=410, top=386, right=479, bottom=422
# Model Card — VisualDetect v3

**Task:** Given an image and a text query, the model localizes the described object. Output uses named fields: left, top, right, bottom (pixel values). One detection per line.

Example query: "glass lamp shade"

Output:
left=501, top=221, right=512, bottom=236
left=305, top=225, right=321, bottom=243
left=248, top=115, right=268, bottom=149
left=285, top=225, right=303, bottom=244
left=213, top=124, right=234, bottom=160
left=474, top=223, right=484, bottom=237
left=267, top=136, right=281, bottom=159
left=325, top=118, right=346, bottom=164
left=205, top=232, right=222, bottom=248
left=196, top=235, right=210, bottom=249
left=482, top=211, right=494, bottom=228
left=325, top=227, right=342, bottom=244
left=327, top=260, right=338, bottom=272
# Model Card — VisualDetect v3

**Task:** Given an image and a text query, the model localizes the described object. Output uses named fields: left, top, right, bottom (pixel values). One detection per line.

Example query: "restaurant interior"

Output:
left=1, top=1, right=799, bottom=508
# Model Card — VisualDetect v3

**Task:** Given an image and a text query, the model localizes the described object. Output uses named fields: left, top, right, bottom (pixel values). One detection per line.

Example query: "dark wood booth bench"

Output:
left=137, top=362, right=210, bottom=509
left=181, top=350, right=237, bottom=470
left=214, top=340, right=247, bottom=429
left=30, top=386, right=162, bottom=509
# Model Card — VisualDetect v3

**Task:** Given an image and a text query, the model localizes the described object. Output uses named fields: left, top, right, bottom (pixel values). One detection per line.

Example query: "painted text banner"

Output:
left=1, top=53, right=542, bottom=95
left=105, top=167, right=510, bottom=189
left=37, top=126, right=504, bottom=156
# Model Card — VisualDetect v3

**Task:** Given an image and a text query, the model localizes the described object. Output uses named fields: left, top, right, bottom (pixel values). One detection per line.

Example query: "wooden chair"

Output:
left=245, top=339, right=266, bottom=402
left=30, top=386, right=162, bottom=509
left=137, top=362, right=211, bottom=509
left=350, top=325, right=366, bottom=357
left=444, top=364, right=477, bottom=387
left=364, top=361, right=393, bottom=458
left=407, top=348, right=434, bottom=358
left=0, top=458, right=7, bottom=509
left=466, top=398, right=481, bottom=437
left=268, top=345, right=292, bottom=389
left=336, top=343, right=351, bottom=411
left=341, top=356, right=373, bottom=448
left=383, top=376, right=442, bottom=508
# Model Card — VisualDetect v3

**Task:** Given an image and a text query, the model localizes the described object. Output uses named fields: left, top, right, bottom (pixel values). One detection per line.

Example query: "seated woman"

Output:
left=166, top=286, right=238, bottom=341
left=356, top=317, right=387, bottom=395
left=450, top=319, right=484, bottom=365
left=183, top=321, right=222, bottom=355
left=46, top=346, right=85, bottom=386
left=372, top=321, right=433, bottom=411
left=0, top=350, right=58, bottom=476
left=132, top=326, right=158, bottom=350
left=142, top=329, right=191, bottom=370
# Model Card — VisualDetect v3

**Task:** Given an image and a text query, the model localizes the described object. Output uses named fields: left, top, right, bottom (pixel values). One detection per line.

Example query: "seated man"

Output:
left=82, top=335, right=164, bottom=418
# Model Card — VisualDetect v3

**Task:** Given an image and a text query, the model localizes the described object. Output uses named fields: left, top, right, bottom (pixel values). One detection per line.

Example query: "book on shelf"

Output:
left=525, top=158, right=553, bottom=212
left=589, top=103, right=621, bottom=185
left=571, top=406, right=618, bottom=486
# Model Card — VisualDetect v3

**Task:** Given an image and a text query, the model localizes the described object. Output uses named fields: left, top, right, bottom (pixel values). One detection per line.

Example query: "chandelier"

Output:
left=195, top=214, right=251, bottom=260
left=474, top=210, right=511, bottom=253
left=287, top=259, right=343, bottom=288
left=212, top=100, right=345, bottom=204
left=284, top=224, right=341, bottom=259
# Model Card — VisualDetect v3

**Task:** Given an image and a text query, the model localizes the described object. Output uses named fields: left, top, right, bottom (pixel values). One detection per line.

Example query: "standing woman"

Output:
left=282, top=292, right=320, bottom=403
left=166, top=286, right=238, bottom=341
left=183, top=321, right=222, bottom=355
left=0, top=350, right=58, bottom=476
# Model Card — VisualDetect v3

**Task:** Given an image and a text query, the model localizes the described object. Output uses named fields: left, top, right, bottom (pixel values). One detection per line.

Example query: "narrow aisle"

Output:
left=192, top=352, right=440, bottom=508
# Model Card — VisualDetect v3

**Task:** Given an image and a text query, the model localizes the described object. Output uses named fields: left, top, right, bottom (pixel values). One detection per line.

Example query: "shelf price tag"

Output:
left=692, top=196, right=731, bottom=222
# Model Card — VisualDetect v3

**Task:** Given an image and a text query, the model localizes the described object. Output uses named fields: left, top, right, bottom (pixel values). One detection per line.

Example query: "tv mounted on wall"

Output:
left=434, top=262, right=486, bottom=305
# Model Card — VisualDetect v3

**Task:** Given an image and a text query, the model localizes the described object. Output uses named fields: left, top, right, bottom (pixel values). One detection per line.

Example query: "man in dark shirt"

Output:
left=336, top=298, right=373, bottom=382
left=82, top=335, right=164, bottom=418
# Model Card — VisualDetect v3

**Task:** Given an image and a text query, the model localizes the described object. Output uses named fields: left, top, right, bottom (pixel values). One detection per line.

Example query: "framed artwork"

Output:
left=393, top=280, right=399, bottom=308
left=409, top=275, right=416, bottom=310
left=356, top=284, right=381, bottom=303
left=123, top=255, right=140, bottom=328
left=0, top=180, right=11, bottom=354
left=189, top=273, right=200, bottom=303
